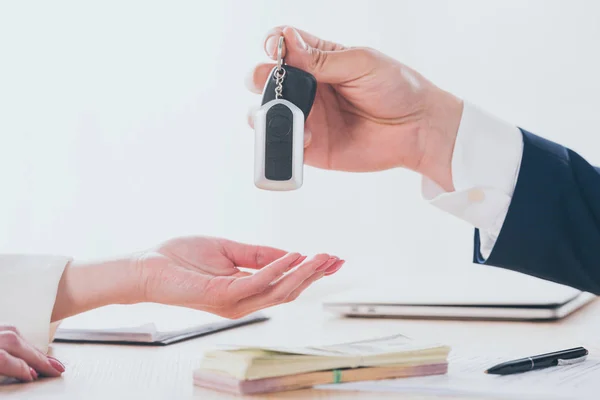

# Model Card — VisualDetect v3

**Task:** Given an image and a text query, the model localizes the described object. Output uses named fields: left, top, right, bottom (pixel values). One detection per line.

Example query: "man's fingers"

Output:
left=0, top=331, right=63, bottom=378
left=292, top=27, right=346, bottom=51
left=219, top=239, right=290, bottom=270
left=247, top=105, right=259, bottom=127
left=0, top=349, right=34, bottom=382
left=262, top=26, right=377, bottom=84
left=244, top=63, right=272, bottom=94
left=264, top=26, right=345, bottom=59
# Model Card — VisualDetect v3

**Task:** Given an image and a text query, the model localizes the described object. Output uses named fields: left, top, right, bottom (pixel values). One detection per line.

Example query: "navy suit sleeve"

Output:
left=474, top=129, right=600, bottom=294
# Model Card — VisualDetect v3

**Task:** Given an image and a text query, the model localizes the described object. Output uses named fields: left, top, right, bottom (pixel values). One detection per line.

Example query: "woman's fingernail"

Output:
left=265, top=36, right=277, bottom=58
left=317, top=257, right=339, bottom=272
left=48, top=357, right=65, bottom=373
left=325, top=260, right=345, bottom=275
left=288, top=255, right=307, bottom=270
left=30, top=368, right=38, bottom=380
left=285, top=253, right=302, bottom=268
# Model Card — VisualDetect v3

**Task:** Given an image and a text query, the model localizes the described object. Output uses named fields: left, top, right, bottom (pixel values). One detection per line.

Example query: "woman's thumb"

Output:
left=265, top=27, right=376, bottom=84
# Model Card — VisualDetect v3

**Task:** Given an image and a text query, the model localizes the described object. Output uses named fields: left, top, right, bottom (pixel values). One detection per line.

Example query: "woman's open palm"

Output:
left=135, top=236, right=344, bottom=319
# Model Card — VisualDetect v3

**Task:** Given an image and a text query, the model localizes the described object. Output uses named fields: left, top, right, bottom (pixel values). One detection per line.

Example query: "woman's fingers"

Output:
left=231, top=255, right=337, bottom=315
left=227, top=252, right=303, bottom=298
left=182, top=255, right=343, bottom=318
left=284, top=271, right=327, bottom=303
left=324, top=259, right=346, bottom=276
left=0, top=326, right=18, bottom=334
left=0, top=349, right=34, bottom=382
left=271, top=259, right=345, bottom=306
left=218, top=239, right=292, bottom=270
left=255, top=258, right=344, bottom=313
left=0, top=330, right=64, bottom=378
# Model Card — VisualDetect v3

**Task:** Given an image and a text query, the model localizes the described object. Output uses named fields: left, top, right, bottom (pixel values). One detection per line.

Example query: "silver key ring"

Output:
left=276, top=36, right=284, bottom=72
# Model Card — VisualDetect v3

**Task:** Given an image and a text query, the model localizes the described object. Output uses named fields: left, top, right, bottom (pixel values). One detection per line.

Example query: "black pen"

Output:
left=485, top=347, right=588, bottom=375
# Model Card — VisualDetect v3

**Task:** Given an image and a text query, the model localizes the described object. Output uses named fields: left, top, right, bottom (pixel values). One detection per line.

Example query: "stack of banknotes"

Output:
left=193, top=334, right=451, bottom=395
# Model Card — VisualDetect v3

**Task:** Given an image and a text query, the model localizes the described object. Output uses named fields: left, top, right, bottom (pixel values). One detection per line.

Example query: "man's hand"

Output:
left=247, top=26, right=463, bottom=191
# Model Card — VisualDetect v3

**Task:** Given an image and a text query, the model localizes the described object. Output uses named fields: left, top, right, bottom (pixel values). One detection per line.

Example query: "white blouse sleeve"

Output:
left=0, top=255, right=70, bottom=351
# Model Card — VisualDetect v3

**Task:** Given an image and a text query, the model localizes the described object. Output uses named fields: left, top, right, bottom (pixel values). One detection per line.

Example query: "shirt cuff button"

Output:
left=468, top=188, right=486, bottom=203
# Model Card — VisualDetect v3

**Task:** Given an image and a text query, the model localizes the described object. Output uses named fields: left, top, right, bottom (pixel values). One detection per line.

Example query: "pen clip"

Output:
left=556, top=355, right=587, bottom=366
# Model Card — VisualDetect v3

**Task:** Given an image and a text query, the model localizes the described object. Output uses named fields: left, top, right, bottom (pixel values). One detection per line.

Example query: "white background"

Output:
left=1, top=0, right=599, bottom=288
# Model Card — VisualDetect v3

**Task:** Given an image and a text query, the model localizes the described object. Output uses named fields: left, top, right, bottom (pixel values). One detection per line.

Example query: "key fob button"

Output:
left=267, top=114, right=292, bottom=138
left=265, top=104, right=293, bottom=180
left=254, top=99, right=304, bottom=190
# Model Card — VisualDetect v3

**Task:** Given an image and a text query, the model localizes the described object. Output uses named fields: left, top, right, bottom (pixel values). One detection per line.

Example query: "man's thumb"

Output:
left=271, top=27, right=376, bottom=84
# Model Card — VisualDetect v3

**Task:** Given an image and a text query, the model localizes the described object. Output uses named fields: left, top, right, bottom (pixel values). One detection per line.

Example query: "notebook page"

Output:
left=58, top=303, right=231, bottom=333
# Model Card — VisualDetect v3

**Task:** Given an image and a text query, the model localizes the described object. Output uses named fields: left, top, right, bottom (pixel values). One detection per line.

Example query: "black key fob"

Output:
left=260, top=65, right=317, bottom=120
left=254, top=64, right=317, bottom=191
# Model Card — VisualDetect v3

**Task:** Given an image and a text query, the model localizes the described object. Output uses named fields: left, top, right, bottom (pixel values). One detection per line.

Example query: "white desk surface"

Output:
left=1, top=283, right=598, bottom=400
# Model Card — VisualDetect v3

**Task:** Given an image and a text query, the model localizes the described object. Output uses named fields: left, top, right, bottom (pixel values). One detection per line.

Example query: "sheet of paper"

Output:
left=320, top=351, right=600, bottom=400
left=217, top=334, right=448, bottom=357
left=58, top=303, right=229, bottom=333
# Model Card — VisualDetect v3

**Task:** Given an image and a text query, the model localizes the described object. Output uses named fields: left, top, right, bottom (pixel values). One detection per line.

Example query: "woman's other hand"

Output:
left=0, top=326, right=64, bottom=383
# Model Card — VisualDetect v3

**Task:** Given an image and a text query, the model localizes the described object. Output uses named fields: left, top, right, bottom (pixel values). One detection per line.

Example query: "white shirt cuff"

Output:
left=422, top=101, right=524, bottom=259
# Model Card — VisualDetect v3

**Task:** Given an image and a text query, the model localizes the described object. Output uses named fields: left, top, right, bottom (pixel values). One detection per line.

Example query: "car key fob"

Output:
left=254, top=99, right=305, bottom=189
left=254, top=37, right=317, bottom=191
left=260, top=65, right=317, bottom=120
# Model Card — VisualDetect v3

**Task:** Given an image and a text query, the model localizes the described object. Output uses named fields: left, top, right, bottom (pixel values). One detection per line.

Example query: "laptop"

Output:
left=323, top=266, right=596, bottom=321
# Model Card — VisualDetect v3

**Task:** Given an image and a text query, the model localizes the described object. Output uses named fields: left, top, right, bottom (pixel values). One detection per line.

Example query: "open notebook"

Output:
left=54, top=303, right=268, bottom=345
